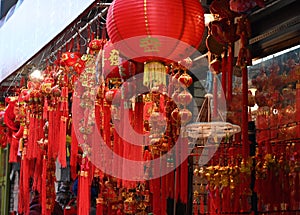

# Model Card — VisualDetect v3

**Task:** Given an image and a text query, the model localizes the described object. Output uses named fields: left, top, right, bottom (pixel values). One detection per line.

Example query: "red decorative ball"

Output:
left=179, top=108, right=192, bottom=125
left=106, top=0, right=205, bottom=62
left=178, top=90, right=193, bottom=106
left=61, top=52, right=81, bottom=67
left=89, top=38, right=107, bottom=52
left=178, top=72, right=193, bottom=88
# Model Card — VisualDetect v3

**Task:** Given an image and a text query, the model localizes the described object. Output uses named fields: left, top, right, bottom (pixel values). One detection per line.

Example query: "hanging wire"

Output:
left=49, top=7, right=109, bottom=58
left=4, top=68, right=25, bottom=96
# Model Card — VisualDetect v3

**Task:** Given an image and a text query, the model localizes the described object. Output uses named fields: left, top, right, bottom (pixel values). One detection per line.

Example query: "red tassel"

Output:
left=200, top=195, right=205, bottom=214
left=222, top=186, right=230, bottom=212
left=58, top=116, right=67, bottom=168
left=78, top=158, right=90, bottom=215
left=215, top=187, right=221, bottom=214
left=227, top=46, right=233, bottom=101
left=161, top=174, right=167, bottom=214
left=41, top=156, right=47, bottom=215
left=70, top=122, right=78, bottom=180
left=32, top=152, right=43, bottom=193
left=193, top=198, right=199, bottom=215
left=18, top=148, right=30, bottom=215
left=96, top=201, right=104, bottom=215
left=242, top=66, right=249, bottom=159
left=47, top=110, right=54, bottom=159
left=150, top=177, right=161, bottom=215
left=27, top=115, right=35, bottom=159
left=60, top=86, right=69, bottom=113
left=180, top=136, right=188, bottom=203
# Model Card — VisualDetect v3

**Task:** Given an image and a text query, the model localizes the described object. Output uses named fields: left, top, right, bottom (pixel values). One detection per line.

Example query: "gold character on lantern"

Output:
left=139, top=37, right=161, bottom=52
left=108, top=49, right=120, bottom=66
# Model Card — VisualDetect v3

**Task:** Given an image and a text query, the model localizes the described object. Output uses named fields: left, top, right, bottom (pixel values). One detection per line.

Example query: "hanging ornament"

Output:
left=61, top=51, right=81, bottom=67
left=101, top=41, right=136, bottom=80
left=89, top=38, right=107, bottom=54
left=178, top=72, right=193, bottom=88
left=178, top=90, right=193, bottom=107
left=179, top=108, right=193, bottom=125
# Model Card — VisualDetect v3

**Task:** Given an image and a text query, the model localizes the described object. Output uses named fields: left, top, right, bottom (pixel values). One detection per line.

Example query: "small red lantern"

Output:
left=178, top=72, right=193, bottom=88
left=88, top=38, right=107, bottom=53
left=106, top=0, right=205, bottom=62
left=61, top=52, right=81, bottom=67
left=179, top=108, right=192, bottom=125
left=102, top=41, right=136, bottom=80
left=178, top=90, right=193, bottom=107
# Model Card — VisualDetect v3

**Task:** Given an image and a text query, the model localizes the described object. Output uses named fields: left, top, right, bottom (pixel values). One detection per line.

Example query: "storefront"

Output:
left=0, top=0, right=299, bottom=214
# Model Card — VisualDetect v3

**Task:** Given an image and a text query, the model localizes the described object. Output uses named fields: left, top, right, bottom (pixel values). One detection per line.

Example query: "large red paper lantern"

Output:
left=106, top=0, right=205, bottom=62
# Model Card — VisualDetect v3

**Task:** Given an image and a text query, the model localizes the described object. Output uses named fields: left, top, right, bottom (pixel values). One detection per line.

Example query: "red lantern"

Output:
left=61, top=51, right=81, bottom=67
left=178, top=72, right=193, bottom=88
left=106, top=0, right=205, bottom=62
left=88, top=38, right=107, bottom=53
left=179, top=108, right=192, bottom=125
left=178, top=90, right=193, bottom=107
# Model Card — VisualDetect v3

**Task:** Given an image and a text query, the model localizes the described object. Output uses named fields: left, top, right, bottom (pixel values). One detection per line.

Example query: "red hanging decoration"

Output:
left=58, top=116, right=67, bottom=168
left=41, top=156, right=48, bottom=215
left=70, top=121, right=79, bottom=180
left=78, top=157, right=91, bottom=215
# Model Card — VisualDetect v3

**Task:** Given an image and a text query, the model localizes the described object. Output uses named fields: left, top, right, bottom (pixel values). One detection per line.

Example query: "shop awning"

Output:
left=0, top=0, right=96, bottom=83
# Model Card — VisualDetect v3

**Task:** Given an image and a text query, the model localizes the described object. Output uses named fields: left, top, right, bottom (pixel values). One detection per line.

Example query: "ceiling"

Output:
left=0, top=0, right=299, bottom=100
